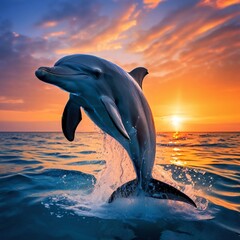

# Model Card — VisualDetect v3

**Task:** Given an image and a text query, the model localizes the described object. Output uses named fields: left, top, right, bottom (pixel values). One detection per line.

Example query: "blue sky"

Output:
left=0, top=0, right=239, bottom=131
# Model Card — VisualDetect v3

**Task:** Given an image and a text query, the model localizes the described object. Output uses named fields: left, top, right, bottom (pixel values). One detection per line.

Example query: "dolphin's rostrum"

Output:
left=35, top=54, right=196, bottom=207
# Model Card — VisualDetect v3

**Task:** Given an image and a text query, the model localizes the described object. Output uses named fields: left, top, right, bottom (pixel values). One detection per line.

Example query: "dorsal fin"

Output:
left=128, top=67, right=148, bottom=88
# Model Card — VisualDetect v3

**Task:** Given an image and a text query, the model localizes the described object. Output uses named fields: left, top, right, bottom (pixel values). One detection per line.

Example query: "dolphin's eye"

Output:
left=93, top=69, right=101, bottom=79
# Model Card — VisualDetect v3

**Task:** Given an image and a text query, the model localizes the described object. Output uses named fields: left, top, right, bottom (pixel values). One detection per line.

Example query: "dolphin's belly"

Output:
left=117, top=87, right=156, bottom=182
left=83, top=106, right=130, bottom=152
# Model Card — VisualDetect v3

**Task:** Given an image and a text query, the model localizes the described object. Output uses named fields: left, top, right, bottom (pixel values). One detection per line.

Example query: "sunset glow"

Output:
left=171, top=116, right=182, bottom=131
left=0, top=0, right=239, bottom=132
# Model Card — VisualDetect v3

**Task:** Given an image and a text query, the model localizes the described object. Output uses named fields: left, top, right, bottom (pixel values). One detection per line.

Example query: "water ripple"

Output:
left=0, top=132, right=239, bottom=239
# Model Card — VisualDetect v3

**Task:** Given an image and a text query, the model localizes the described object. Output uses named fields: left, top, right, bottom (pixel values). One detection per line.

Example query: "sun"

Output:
left=171, top=115, right=182, bottom=130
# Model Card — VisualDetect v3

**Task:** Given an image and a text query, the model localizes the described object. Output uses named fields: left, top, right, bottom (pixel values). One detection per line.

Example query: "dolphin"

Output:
left=35, top=54, right=196, bottom=207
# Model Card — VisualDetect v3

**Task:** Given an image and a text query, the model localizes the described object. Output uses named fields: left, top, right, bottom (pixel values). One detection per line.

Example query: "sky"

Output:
left=0, top=0, right=239, bottom=132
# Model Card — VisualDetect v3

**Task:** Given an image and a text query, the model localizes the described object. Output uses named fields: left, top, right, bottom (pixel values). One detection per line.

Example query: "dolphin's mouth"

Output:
left=36, top=66, right=87, bottom=77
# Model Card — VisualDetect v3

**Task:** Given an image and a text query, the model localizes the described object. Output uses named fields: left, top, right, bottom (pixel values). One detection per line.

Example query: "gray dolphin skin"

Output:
left=35, top=54, right=196, bottom=207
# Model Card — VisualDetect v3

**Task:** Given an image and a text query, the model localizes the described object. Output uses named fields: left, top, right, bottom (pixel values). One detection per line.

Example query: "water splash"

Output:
left=88, top=133, right=135, bottom=203
left=41, top=132, right=215, bottom=221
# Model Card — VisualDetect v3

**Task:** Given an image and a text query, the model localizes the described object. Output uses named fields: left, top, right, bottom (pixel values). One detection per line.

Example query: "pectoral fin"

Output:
left=101, top=96, right=130, bottom=140
left=62, top=97, right=82, bottom=141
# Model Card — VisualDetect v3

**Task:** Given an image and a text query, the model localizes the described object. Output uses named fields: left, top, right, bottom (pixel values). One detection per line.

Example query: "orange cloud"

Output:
left=143, top=0, right=163, bottom=9
left=0, top=96, right=24, bottom=104
left=196, top=15, right=234, bottom=35
left=129, top=2, right=239, bottom=80
left=180, top=24, right=240, bottom=65
left=217, top=0, right=240, bottom=8
left=199, top=0, right=240, bottom=8
left=129, top=25, right=174, bottom=52
left=44, top=31, right=66, bottom=39
left=56, top=4, right=138, bottom=54
left=41, top=21, right=58, bottom=28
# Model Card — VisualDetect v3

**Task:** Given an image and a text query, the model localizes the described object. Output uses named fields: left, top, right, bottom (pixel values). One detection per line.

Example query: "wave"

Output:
left=79, top=150, right=97, bottom=154
left=156, top=143, right=232, bottom=148
left=44, top=194, right=215, bottom=222
left=37, top=168, right=96, bottom=179
left=0, top=159, right=42, bottom=165
left=68, top=160, right=106, bottom=166
left=42, top=152, right=78, bottom=159
left=0, top=132, right=239, bottom=239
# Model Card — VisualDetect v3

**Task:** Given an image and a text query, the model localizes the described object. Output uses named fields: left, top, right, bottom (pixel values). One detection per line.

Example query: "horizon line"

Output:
left=0, top=131, right=239, bottom=133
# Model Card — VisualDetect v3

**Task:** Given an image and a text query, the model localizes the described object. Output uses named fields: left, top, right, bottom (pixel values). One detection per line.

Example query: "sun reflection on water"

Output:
left=169, top=132, right=187, bottom=166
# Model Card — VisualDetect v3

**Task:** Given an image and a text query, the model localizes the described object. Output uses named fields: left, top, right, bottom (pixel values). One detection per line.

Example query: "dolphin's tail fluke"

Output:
left=145, top=178, right=197, bottom=207
left=108, top=178, right=197, bottom=208
left=108, top=179, right=138, bottom=203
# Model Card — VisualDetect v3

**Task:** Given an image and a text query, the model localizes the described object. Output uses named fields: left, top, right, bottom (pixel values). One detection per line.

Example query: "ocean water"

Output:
left=0, top=131, right=239, bottom=240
